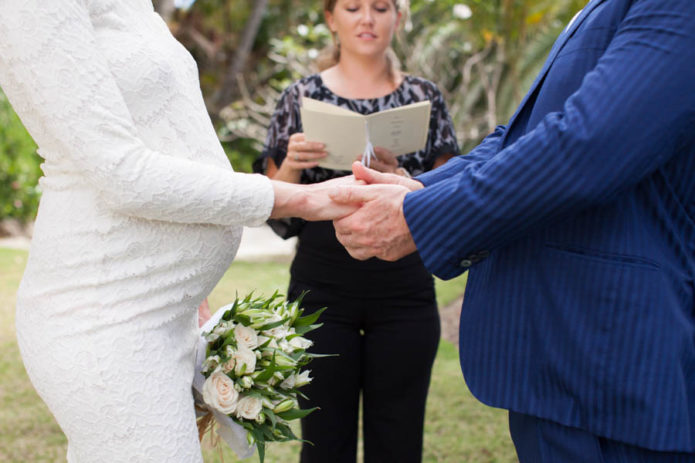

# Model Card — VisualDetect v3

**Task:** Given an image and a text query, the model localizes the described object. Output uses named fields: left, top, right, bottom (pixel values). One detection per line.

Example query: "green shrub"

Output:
left=0, top=89, right=42, bottom=223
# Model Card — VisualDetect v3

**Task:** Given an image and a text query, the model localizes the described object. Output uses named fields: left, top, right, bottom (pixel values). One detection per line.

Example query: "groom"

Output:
left=329, top=0, right=695, bottom=460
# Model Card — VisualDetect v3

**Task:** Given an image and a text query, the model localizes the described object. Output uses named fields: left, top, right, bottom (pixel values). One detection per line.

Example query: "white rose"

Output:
left=202, top=371, right=239, bottom=414
left=234, top=325, right=259, bottom=349
left=235, top=395, right=263, bottom=421
left=233, top=346, right=257, bottom=376
left=289, top=336, right=313, bottom=351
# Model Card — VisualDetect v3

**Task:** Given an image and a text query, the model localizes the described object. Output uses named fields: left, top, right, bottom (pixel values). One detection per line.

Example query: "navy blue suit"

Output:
left=403, top=0, right=695, bottom=455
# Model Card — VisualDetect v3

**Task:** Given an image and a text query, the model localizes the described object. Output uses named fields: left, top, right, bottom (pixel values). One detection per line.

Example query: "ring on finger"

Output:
left=294, top=154, right=301, bottom=161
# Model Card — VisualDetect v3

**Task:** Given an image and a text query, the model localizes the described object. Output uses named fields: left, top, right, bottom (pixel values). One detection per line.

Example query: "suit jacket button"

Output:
left=460, top=259, right=473, bottom=268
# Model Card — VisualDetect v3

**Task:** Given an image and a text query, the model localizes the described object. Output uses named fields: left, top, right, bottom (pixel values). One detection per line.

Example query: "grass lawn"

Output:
left=0, top=247, right=516, bottom=462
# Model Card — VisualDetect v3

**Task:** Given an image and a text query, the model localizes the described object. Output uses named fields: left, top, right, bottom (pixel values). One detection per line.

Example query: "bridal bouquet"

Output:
left=193, top=292, right=325, bottom=462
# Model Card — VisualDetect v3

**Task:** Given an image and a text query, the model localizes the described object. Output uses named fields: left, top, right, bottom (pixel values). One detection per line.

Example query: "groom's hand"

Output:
left=352, top=161, right=424, bottom=191
left=330, top=183, right=417, bottom=261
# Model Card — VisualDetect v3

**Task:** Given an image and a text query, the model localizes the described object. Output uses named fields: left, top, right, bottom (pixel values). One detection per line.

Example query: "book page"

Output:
left=366, top=101, right=431, bottom=157
left=300, top=99, right=431, bottom=171
left=300, top=107, right=366, bottom=171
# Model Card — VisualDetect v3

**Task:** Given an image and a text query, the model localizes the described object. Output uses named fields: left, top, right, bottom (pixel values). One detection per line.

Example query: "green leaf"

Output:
left=258, top=318, right=287, bottom=331
left=254, top=365, right=278, bottom=383
left=294, top=322, right=323, bottom=336
left=264, top=408, right=278, bottom=428
left=257, top=439, right=266, bottom=463
left=276, top=407, right=318, bottom=421
left=293, top=306, right=327, bottom=328
left=275, top=422, right=299, bottom=441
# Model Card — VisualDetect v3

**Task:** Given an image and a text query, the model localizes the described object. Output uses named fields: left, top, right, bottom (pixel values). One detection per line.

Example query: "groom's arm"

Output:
left=414, top=125, right=507, bottom=187
left=404, top=0, right=695, bottom=279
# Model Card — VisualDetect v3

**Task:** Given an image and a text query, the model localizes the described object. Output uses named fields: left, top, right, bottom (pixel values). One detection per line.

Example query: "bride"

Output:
left=0, top=1, right=354, bottom=461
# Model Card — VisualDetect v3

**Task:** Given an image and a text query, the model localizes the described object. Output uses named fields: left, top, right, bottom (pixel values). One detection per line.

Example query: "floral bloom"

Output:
left=197, top=292, right=327, bottom=463
left=203, top=371, right=239, bottom=415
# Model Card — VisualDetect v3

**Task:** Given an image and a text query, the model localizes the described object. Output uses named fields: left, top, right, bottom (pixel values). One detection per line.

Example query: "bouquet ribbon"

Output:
left=193, top=309, right=255, bottom=460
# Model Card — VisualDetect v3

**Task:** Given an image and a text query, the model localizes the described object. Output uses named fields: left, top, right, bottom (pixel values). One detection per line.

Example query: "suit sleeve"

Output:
left=0, top=0, right=274, bottom=226
left=415, top=125, right=506, bottom=186
left=404, top=0, right=695, bottom=279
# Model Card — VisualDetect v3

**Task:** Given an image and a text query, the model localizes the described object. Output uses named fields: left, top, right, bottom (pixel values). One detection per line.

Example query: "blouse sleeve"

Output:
left=253, top=82, right=306, bottom=239
left=0, top=1, right=273, bottom=227
left=422, top=84, right=461, bottom=170
left=253, top=84, right=303, bottom=174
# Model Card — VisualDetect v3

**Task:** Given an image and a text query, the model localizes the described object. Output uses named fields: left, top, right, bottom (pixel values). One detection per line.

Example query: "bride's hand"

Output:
left=197, top=298, right=211, bottom=327
left=270, top=179, right=363, bottom=221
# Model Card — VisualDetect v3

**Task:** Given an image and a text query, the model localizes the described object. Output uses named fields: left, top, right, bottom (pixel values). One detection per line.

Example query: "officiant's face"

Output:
left=326, top=0, right=401, bottom=58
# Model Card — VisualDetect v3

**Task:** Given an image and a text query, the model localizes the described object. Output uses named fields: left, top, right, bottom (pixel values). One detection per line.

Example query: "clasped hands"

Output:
left=331, top=162, right=423, bottom=261
left=272, top=161, right=423, bottom=262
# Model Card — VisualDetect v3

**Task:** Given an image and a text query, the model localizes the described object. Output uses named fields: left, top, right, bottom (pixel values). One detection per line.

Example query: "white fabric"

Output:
left=193, top=305, right=255, bottom=460
left=0, top=1, right=274, bottom=461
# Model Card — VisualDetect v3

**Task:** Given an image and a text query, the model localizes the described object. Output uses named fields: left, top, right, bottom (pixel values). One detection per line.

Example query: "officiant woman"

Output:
left=254, top=0, right=459, bottom=461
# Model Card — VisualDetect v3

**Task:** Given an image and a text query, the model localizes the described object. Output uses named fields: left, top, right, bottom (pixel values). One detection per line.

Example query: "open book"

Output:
left=300, top=97, right=431, bottom=171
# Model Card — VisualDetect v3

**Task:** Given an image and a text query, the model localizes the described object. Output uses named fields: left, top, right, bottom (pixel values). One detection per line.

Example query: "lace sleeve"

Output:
left=0, top=1, right=273, bottom=226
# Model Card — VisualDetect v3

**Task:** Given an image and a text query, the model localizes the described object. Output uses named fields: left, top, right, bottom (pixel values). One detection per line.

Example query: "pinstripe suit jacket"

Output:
left=403, top=0, right=695, bottom=452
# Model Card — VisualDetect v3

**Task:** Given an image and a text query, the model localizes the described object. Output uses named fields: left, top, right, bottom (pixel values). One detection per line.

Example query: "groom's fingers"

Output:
left=329, top=184, right=381, bottom=205
left=352, top=161, right=386, bottom=184
left=353, top=161, right=425, bottom=192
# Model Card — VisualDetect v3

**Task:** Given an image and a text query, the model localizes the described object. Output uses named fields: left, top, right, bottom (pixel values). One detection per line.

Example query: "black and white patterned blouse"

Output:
left=255, top=73, right=460, bottom=183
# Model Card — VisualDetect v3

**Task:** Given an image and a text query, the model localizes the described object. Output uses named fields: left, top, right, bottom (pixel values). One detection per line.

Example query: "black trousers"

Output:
left=288, top=279, right=440, bottom=463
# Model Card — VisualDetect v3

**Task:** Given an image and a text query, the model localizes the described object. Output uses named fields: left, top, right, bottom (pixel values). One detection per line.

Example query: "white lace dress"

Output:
left=0, top=1, right=274, bottom=461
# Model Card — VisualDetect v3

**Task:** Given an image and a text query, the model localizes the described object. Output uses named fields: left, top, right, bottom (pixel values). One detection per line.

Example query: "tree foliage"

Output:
left=0, top=90, right=42, bottom=223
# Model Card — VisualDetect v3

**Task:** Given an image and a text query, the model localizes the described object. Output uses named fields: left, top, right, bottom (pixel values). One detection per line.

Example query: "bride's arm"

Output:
left=0, top=1, right=277, bottom=226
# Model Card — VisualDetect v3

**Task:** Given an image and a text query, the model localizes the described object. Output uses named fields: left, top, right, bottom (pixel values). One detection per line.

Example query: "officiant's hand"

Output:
left=330, top=181, right=417, bottom=261
left=355, top=147, right=399, bottom=174
left=272, top=133, right=327, bottom=183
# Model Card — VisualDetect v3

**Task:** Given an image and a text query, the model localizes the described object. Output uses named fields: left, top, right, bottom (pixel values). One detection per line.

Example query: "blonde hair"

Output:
left=316, top=0, right=409, bottom=83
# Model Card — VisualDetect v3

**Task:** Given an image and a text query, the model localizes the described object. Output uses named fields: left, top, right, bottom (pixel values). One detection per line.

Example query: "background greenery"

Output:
left=0, top=247, right=518, bottom=462
left=0, top=0, right=585, bottom=222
